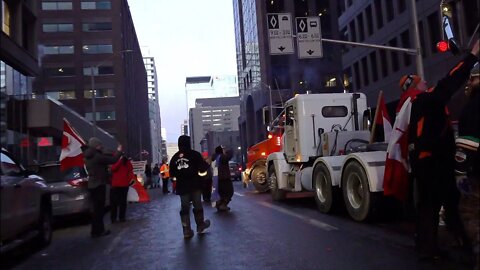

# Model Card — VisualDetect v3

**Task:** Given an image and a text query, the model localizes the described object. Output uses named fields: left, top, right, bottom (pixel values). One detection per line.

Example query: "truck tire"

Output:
left=251, top=164, right=269, bottom=193
left=341, top=161, right=373, bottom=222
left=35, top=203, right=53, bottom=247
left=313, top=163, right=336, bottom=213
left=269, top=165, right=286, bottom=201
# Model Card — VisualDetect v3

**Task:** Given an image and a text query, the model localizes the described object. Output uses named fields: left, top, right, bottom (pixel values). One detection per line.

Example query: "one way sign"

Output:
left=296, top=17, right=323, bottom=59
left=267, top=13, right=294, bottom=55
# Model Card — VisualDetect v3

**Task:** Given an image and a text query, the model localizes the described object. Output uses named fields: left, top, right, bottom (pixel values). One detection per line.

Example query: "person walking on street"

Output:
left=144, top=164, right=152, bottom=189
left=399, top=40, right=479, bottom=260
left=152, top=163, right=160, bottom=189
left=456, top=60, right=480, bottom=268
left=84, top=137, right=122, bottom=238
left=110, top=155, right=134, bottom=223
left=169, top=135, right=210, bottom=238
left=160, top=158, right=170, bottom=194
left=213, top=145, right=234, bottom=212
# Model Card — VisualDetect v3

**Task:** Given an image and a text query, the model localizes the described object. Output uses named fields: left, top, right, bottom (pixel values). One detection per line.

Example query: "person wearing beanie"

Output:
left=456, top=61, right=480, bottom=268
left=396, top=74, right=427, bottom=113
left=398, top=39, right=479, bottom=260
left=169, top=135, right=210, bottom=238
left=84, top=137, right=123, bottom=238
left=211, top=145, right=234, bottom=212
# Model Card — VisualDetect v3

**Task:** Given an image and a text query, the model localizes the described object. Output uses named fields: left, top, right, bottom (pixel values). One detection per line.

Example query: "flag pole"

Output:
left=369, top=90, right=383, bottom=144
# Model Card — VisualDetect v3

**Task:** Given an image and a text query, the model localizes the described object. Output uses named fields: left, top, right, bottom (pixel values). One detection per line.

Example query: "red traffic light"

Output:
left=436, top=41, right=449, bottom=52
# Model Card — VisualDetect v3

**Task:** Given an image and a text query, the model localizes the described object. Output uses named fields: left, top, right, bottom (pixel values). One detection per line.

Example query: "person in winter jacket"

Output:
left=456, top=60, right=480, bottom=268
left=110, top=155, right=134, bottom=223
left=169, top=135, right=210, bottom=238
left=152, top=163, right=160, bottom=189
left=144, top=164, right=152, bottom=189
left=83, top=137, right=122, bottom=238
left=213, top=145, right=234, bottom=211
left=400, top=40, right=479, bottom=260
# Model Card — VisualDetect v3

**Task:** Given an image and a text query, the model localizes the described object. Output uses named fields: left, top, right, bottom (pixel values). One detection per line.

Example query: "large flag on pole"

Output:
left=370, top=91, right=393, bottom=143
left=59, top=119, right=86, bottom=174
left=383, top=97, right=412, bottom=201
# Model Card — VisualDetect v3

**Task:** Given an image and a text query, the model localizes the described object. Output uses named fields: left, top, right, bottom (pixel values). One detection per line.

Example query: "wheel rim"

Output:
left=315, top=173, right=327, bottom=203
left=256, top=172, right=267, bottom=184
left=346, top=172, right=364, bottom=209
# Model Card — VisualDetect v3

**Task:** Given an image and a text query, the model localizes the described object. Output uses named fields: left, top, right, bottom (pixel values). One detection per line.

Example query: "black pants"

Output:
left=202, top=177, right=212, bottom=202
left=413, top=157, right=465, bottom=255
left=218, top=178, right=234, bottom=205
left=162, top=178, right=169, bottom=193
left=89, top=185, right=106, bottom=235
left=179, top=190, right=203, bottom=215
left=110, top=186, right=129, bottom=222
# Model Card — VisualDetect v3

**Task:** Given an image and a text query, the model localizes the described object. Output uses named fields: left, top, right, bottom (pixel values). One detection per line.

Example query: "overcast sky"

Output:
left=129, top=0, right=238, bottom=143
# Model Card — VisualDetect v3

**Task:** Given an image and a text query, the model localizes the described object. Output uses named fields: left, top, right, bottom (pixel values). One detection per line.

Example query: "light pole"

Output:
left=90, top=49, right=132, bottom=137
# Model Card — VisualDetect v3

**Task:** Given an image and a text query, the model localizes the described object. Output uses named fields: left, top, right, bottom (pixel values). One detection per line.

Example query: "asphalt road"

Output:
left=1, top=182, right=471, bottom=270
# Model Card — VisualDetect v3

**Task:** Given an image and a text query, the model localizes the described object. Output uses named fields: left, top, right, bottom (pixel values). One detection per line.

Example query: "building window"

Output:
left=82, top=44, right=113, bottom=54
left=2, top=0, right=11, bottom=36
left=353, top=62, right=361, bottom=90
left=385, top=0, right=394, bottom=22
left=84, top=88, right=114, bottom=98
left=418, top=21, right=427, bottom=57
left=43, top=45, right=74, bottom=55
left=369, top=52, right=379, bottom=82
left=83, top=66, right=114, bottom=76
left=42, top=23, right=73, bottom=32
left=389, top=38, right=400, bottom=72
left=42, top=2, right=73, bottom=10
left=398, top=0, right=406, bottom=14
left=365, top=5, right=373, bottom=36
left=361, top=57, right=369, bottom=87
left=427, top=11, right=441, bottom=54
left=85, top=111, right=116, bottom=121
left=82, top=22, right=112, bottom=32
left=379, top=49, right=388, bottom=78
left=374, top=0, right=384, bottom=29
left=46, top=90, right=75, bottom=100
left=348, top=21, right=356, bottom=42
left=400, top=30, right=412, bottom=66
left=357, top=14, right=365, bottom=42
left=44, top=67, right=75, bottom=77
left=81, top=1, right=111, bottom=10
left=324, top=75, right=337, bottom=87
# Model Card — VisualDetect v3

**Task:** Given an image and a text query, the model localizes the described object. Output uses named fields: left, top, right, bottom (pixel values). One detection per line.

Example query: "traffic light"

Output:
left=436, top=40, right=449, bottom=53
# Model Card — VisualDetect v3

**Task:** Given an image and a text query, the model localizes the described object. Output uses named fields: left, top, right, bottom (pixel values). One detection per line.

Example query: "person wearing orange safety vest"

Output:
left=401, top=40, right=479, bottom=261
left=160, top=157, right=170, bottom=194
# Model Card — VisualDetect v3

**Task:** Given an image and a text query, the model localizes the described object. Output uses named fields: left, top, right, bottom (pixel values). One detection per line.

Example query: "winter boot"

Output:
left=193, top=209, right=210, bottom=234
left=180, top=214, right=194, bottom=238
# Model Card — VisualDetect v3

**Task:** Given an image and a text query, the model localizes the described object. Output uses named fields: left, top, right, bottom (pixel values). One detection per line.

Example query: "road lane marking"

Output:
left=104, top=228, right=127, bottom=255
left=258, top=201, right=338, bottom=231
left=234, top=192, right=244, bottom=197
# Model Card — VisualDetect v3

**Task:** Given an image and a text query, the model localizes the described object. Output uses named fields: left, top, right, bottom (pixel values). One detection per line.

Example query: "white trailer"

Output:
left=267, top=93, right=388, bottom=221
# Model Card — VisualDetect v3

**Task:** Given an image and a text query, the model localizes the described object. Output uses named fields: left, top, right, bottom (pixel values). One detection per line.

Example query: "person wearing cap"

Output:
left=398, top=40, right=479, bottom=260
left=84, top=137, right=123, bottom=238
left=456, top=61, right=480, bottom=267
left=212, top=145, right=234, bottom=211
left=169, top=135, right=210, bottom=238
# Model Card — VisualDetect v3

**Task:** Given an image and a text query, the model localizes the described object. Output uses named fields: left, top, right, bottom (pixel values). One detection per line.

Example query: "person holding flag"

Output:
left=385, top=40, right=479, bottom=260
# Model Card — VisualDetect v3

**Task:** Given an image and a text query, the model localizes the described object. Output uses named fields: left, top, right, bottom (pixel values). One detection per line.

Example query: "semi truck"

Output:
left=266, top=92, right=388, bottom=222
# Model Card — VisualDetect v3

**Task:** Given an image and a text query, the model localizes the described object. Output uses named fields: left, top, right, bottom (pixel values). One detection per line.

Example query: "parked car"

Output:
left=0, top=149, right=52, bottom=254
left=228, top=161, right=242, bottom=181
left=36, top=163, right=90, bottom=217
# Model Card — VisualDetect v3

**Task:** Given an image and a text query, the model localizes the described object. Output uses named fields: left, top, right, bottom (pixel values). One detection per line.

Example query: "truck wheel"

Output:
left=252, top=165, right=269, bottom=193
left=313, top=163, right=335, bottom=213
left=36, top=204, right=53, bottom=247
left=342, top=161, right=372, bottom=222
left=269, top=165, right=285, bottom=201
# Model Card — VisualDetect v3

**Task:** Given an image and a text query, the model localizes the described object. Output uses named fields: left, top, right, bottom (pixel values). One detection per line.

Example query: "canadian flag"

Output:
left=371, top=91, right=393, bottom=143
left=59, top=119, right=86, bottom=173
left=383, top=97, right=413, bottom=201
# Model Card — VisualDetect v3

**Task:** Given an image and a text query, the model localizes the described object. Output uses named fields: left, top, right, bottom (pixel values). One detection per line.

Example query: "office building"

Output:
left=35, top=0, right=151, bottom=160
left=185, top=75, right=238, bottom=111
left=233, top=0, right=343, bottom=159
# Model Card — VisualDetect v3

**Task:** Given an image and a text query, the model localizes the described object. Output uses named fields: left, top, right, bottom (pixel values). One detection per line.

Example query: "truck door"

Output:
left=284, top=105, right=296, bottom=162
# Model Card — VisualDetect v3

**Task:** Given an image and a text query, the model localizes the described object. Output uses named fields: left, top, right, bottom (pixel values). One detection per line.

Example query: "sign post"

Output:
left=296, top=17, right=323, bottom=58
left=267, top=13, right=294, bottom=55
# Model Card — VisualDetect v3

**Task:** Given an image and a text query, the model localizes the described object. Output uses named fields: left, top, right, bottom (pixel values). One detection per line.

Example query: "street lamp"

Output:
left=90, top=49, right=132, bottom=137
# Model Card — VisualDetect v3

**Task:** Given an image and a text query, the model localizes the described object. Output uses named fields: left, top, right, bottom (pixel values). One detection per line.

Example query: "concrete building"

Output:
left=143, top=54, right=163, bottom=165
left=232, top=0, right=343, bottom=161
left=337, top=0, right=479, bottom=113
left=34, top=0, right=151, bottom=161
left=160, top=127, right=167, bottom=159
left=189, top=97, right=240, bottom=152
left=185, top=75, right=238, bottom=111
left=202, top=130, right=242, bottom=163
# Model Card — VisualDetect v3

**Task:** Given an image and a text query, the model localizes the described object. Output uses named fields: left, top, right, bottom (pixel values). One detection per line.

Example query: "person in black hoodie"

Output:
left=169, top=135, right=210, bottom=238
left=213, top=145, right=234, bottom=211
left=83, top=137, right=122, bottom=238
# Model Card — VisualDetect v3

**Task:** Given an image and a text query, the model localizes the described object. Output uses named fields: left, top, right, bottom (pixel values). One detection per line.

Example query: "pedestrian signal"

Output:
left=436, top=40, right=449, bottom=53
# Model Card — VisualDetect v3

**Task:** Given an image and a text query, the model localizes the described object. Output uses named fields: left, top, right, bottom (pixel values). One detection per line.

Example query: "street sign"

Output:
left=296, top=17, right=323, bottom=59
left=267, top=13, right=294, bottom=55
